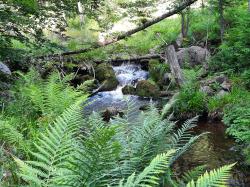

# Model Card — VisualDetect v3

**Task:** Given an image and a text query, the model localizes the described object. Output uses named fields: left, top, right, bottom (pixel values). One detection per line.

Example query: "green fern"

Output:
left=0, top=119, right=23, bottom=146
left=15, top=103, right=84, bottom=186
left=186, top=163, right=235, bottom=187
left=119, top=150, right=176, bottom=187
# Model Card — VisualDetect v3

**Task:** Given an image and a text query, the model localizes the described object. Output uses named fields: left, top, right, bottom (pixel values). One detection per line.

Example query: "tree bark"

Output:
left=37, top=0, right=198, bottom=59
left=181, top=8, right=190, bottom=38
left=218, top=0, right=224, bottom=42
left=165, top=45, right=184, bottom=86
left=249, top=0, right=250, bottom=12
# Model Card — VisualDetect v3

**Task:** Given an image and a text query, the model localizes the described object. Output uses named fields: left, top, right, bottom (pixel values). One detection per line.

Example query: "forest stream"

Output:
left=87, top=62, right=250, bottom=186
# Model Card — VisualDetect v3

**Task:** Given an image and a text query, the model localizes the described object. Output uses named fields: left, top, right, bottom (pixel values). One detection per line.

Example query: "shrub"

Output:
left=174, top=83, right=206, bottom=118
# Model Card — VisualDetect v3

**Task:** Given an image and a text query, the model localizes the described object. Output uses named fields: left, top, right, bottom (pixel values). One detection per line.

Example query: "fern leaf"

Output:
left=119, top=150, right=176, bottom=187
left=186, top=163, right=235, bottom=187
left=16, top=103, right=84, bottom=186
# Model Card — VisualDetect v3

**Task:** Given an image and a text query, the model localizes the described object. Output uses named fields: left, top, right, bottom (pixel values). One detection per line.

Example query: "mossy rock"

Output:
left=122, top=85, right=136, bottom=95
left=71, top=74, right=94, bottom=86
left=95, top=63, right=119, bottom=91
left=100, top=78, right=119, bottom=91
left=96, top=63, right=115, bottom=81
left=136, top=80, right=160, bottom=98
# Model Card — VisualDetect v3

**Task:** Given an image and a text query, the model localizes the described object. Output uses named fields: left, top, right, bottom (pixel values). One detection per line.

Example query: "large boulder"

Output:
left=95, top=63, right=119, bottom=91
left=177, top=46, right=210, bottom=67
left=135, top=80, right=160, bottom=98
left=122, top=85, right=136, bottom=95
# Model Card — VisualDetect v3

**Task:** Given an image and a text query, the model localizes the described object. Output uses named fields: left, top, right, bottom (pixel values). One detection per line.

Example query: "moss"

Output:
left=96, top=63, right=115, bottom=81
left=95, top=63, right=119, bottom=91
left=135, top=80, right=160, bottom=98
left=122, top=85, right=136, bottom=95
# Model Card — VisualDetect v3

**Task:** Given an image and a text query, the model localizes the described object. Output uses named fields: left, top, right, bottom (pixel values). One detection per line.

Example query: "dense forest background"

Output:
left=0, top=0, right=249, bottom=186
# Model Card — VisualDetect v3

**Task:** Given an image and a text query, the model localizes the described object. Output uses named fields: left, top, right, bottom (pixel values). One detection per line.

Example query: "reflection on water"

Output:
left=173, top=120, right=250, bottom=186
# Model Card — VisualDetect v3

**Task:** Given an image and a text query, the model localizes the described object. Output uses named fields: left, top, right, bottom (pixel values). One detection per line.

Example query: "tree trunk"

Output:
left=165, top=45, right=184, bottom=86
left=181, top=8, right=190, bottom=38
left=218, top=0, right=224, bottom=42
left=36, top=0, right=198, bottom=59
left=201, top=0, right=205, bottom=8
left=249, top=0, right=250, bottom=12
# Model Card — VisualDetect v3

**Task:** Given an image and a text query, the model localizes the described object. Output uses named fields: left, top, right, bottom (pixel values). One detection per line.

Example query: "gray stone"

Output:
left=0, top=62, right=11, bottom=75
left=162, top=73, right=171, bottom=85
left=177, top=46, right=210, bottom=67
left=217, top=90, right=229, bottom=97
left=215, top=75, right=228, bottom=84
left=200, top=86, right=214, bottom=96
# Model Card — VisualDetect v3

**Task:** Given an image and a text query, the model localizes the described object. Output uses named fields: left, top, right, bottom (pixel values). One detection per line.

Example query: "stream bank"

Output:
left=84, top=62, right=250, bottom=186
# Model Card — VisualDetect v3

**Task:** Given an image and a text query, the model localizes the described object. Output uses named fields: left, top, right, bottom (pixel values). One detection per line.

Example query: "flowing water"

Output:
left=84, top=63, right=150, bottom=113
left=85, top=62, right=250, bottom=186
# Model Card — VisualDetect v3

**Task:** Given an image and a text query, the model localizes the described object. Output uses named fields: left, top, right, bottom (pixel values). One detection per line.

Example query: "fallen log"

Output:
left=33, top=53, right=164, bottom=66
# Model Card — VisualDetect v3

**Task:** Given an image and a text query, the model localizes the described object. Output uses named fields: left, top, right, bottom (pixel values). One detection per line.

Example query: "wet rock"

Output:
left=95, top=63, right=119, bottom=91
left=122, top=85, right=136, bottom=95
left=135, top=80, right=160, bottom=98
left=200, top=86, right=214, bottom=96
left=177, top=46, right=210, bottom=67
left=102, top=107, right=123, bottom=122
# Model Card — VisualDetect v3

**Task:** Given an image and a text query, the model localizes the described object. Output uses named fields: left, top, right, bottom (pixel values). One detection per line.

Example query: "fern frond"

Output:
left=119, top=150, right=176, bottom=187
left=67, top=126, right=121, bottom=187
left=186, top=163, right=235, bottom=187
left=0, top=120, right=23, bottom=146
left=16, top=103, right=84, bottom=186
left=181, top=165, right=207, bottom=183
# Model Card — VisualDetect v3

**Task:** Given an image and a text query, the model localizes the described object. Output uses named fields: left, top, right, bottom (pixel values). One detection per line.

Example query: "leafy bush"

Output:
left=223, top=102, right=250, bottom=142
left=0, top=69, right=88, bottom=154
left=174, top=83, right=206, bottom=118
left=241, top=70, right=250, bottom=90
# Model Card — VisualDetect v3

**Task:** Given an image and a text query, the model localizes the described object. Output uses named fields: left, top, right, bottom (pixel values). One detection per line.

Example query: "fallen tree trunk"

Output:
left=165, top=45, right=184, bottom=86
left=94, top=54, right=163, bottom=65
left=37, top=0, right=197, bottom=59
left=34, top=53, right=163, bottom=66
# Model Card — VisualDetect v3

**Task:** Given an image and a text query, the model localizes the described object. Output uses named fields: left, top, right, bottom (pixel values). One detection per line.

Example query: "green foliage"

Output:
left=14, top=98, right=210, bottom=186
left=174, top=83, right=206, bottom=118
left=186, top=163, right=235, bottom=187
left=15, top=103, right=83, bottom=186
left=148, top=59, right=170, bottom=85
left=0, top=69, right=87, bottom=156
left=210, top=4, right=250, bottom=72
left=223, top=102, right=250, bottom=143
left=119, top=150, right=176, bottom=187
left=240, top=70, right=250, bottom=90
left=188, top=9, right=219, bottom=43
